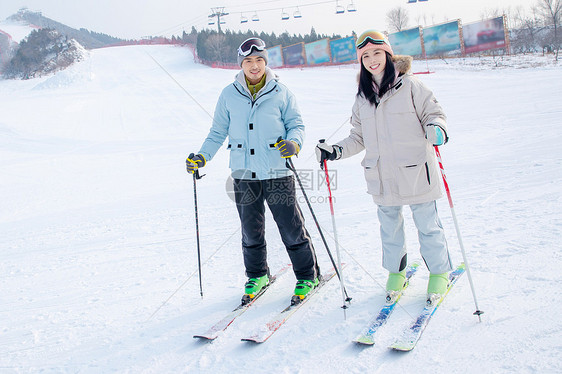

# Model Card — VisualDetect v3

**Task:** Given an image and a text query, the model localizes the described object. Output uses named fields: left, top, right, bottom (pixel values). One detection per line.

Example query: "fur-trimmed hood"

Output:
left=393, top=55, right=413, bottom=75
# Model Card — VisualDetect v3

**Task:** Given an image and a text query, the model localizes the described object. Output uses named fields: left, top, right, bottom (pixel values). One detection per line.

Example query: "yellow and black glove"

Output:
left=186, top=153, right=206, bottom=174
left=275, top=139, right=300, bottom=158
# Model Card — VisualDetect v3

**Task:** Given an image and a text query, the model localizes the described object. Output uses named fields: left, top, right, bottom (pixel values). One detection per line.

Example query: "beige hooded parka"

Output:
left=337, top=55, right=447, bottom=206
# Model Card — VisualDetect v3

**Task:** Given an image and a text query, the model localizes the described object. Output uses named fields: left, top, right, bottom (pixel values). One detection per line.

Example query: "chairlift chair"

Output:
left=281, top=10, right=290, bottom=20
left=335, top=1, right=345, bottom=14
left=252, top=12, right=260, bottom=22
left=347, top=1, right=357, bottom=12
left=294, top=7, right=302, bottom=18
left=240, top=14, right=248, bottom=23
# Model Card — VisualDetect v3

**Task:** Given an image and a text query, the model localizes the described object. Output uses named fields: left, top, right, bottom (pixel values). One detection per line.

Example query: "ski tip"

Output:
left=389, top=339, right=416, bottom=351
left=193, top=335, right=216, bottom=341
left=241, top=338, right=264, bottom=344
left=353, top=338, right=375, bottom=346
left=390, top=345, right=414, bottom=352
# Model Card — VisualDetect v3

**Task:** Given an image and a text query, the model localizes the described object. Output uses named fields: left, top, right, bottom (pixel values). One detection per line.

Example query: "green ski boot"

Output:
left=385, top=270, right=406, bottom=303
left=427, top=272, right=449, bottom=305
left=241, top=274, right=269, bottom=305
left=291, top=278, right=319, bottom=305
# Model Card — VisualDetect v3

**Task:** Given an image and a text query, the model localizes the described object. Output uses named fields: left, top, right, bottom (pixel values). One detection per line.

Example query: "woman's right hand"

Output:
left=315, top=141, right=342, bottom=163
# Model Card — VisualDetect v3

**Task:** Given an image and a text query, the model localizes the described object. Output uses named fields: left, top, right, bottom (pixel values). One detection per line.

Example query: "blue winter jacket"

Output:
left=199, top=67, right=304, bottom=180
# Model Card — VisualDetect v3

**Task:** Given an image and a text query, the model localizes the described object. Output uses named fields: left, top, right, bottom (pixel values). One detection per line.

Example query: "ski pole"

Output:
left=189, top=153, right=205, bottom=299
left=434, top=146, right=483, bottom=321
left=322, top=154, right=351, bottom=316
left=285, top=157, right=352, bottom=304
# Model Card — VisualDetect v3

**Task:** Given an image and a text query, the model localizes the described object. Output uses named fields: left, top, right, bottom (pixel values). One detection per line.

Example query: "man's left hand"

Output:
left=275, top=139, right=300, bottom=158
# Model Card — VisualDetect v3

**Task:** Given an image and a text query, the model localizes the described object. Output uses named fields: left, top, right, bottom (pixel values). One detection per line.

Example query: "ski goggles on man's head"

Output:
left=356, top=30, right=389, bottom=49
left=238, top=37, right=266, bottom=57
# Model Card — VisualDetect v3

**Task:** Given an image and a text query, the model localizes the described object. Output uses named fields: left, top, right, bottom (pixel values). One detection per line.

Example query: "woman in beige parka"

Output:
left=316, top=30, right=453, bottom=304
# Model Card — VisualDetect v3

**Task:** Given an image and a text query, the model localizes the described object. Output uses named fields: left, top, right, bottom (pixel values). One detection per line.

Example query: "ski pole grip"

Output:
left=188, top=153, right=203, bottom=180
left=318, top=139, right=327, bottom=169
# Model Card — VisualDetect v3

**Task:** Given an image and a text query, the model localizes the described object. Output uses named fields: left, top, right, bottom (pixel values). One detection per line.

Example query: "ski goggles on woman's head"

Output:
left=238, top=38, right=266, bottom=57
left=356, top=30, right=389, bottom=49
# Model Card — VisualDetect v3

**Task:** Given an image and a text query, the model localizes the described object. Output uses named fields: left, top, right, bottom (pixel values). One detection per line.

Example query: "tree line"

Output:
left=508, top=0, right=561, bottom=57
left=176, top=27, right=343, bottom=64
left=385, top=0, right=561, bottom=58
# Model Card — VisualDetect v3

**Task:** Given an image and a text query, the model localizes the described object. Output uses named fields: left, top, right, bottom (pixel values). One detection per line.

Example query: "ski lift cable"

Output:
left=156, top=0, right=352, bottom=35
left=153, top=13, right=209, bottom=36
left=227, top=0, right=285, bottom=10
left=230, top=0, right=346, bottom=16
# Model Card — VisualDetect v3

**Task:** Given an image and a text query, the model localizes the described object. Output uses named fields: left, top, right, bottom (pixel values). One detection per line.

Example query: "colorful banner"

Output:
left=423, top=21, right=461, bottom=56
left=389, top=27, right=423, bottom=56
left=329, top=36, right=356, bottom=63
left=463, top=17, right=506, bottom=54
left=305, top=38, right=331, bottom=65
left=266, top=45, right=284, bottom=68
left=282, top=42, right=306, bottom=66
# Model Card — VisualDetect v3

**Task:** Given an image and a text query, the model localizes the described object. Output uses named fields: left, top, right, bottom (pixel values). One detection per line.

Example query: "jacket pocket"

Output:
left=363, top=159, right=381, bottom=195
left=266, top=138, right=285, bottom=176
left=396, top=162, right=431, bottom=197
left=227, top=139, right=247, bottom=170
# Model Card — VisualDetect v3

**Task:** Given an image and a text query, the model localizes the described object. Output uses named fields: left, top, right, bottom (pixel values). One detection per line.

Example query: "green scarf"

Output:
left=246, top=74, right=266, bottom=99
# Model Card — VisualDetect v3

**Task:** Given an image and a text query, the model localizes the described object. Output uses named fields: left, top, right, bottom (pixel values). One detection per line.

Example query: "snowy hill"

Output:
left=0, top=18, right=39, bottom=42
left=1, top=45, right=561, bottom=373
left=1, top=9, right=124, bottom=48
left=0, top=18, right=38, bottom=70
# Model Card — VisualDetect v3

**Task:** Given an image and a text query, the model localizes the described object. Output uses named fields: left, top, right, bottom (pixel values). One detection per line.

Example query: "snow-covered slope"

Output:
left=1, top=45, right=561, bottom=373
left=0, top=19, right=38, bottom=42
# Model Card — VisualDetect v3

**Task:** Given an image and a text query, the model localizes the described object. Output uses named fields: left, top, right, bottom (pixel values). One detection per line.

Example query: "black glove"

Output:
left=186, top=153, right=206, bottom=174
left=275, top=139, right=300, bottom=158
left=315, top=141, right=341, bottom=163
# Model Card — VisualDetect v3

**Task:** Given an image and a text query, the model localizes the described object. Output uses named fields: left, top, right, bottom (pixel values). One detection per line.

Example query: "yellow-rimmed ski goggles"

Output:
left=356, top=30, right=390, bottom=49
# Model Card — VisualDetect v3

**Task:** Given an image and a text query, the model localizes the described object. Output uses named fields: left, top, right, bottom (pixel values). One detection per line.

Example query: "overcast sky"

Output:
left=1, top=0, right=536, bottom=39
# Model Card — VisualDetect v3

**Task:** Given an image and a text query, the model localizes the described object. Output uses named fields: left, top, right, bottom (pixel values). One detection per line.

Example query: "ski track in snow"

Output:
left=1, top=45, right=561, bottom=373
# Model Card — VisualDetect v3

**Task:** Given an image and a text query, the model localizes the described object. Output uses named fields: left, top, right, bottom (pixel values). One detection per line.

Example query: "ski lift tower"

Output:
left=209, top=7, right=229, bottom=33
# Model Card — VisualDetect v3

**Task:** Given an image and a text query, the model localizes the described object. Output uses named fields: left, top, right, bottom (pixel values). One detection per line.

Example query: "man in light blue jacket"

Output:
left=186, top=38, right=320, bottom=305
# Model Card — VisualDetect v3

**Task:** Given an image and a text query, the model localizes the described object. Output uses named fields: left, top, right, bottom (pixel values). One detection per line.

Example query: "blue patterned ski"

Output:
left=390, top=263, right=466, bottom=351
left=353, top=262, right=420, bottom=345
left=193, top=264, right=291, bottom=341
